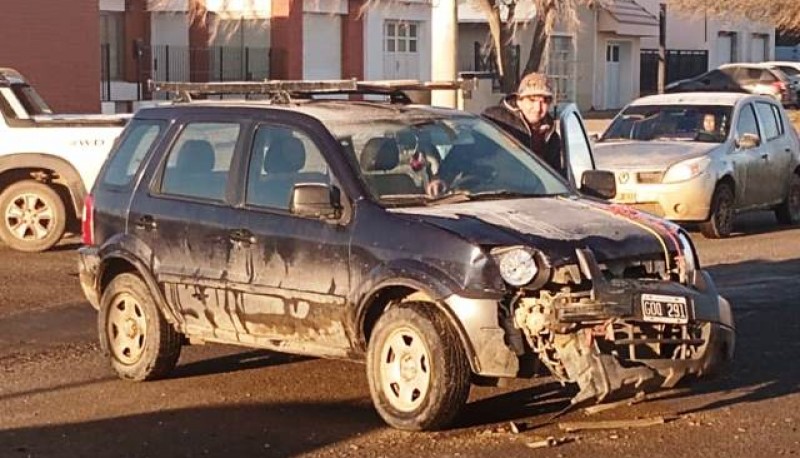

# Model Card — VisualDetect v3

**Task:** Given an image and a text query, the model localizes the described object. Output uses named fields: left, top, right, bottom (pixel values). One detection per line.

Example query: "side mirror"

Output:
left=290, top=183, right=341, bottom=219
left=735, top=133, right=760, bottom=150
left=580, top=170, right=617, bottom=200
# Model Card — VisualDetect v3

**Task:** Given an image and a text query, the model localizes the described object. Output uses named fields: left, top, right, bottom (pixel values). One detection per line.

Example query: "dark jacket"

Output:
left=482, top=96, right=564, bottom=176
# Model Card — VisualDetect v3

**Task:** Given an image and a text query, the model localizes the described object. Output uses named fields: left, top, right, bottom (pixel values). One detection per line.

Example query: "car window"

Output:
left=770, top=104, right=785, bottom=136
left=602, top=104, right=731, bottom=143
left=102, top=120, right=166, bottom=187
left=759, top=70, right=777, bottom=83
left=245, top=125, right=332, bottom=210
left=562, top=112, right=594, bottom=183
left=159, top=122, right=240, bottom=201
left=755, top=102, right=781, bottom=140
left=778, top=65, right=800, bottom=77
left=736, top=104, right=760, bottom=140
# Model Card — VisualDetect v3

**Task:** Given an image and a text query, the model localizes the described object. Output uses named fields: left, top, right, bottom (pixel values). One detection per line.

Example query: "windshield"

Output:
left=778, top=66, right=800, bottom=77
left=328, top=115, right=569, bottom=206
left=601, top=104, right=732, bottom=143
left=11, top=84, right=52, bottom=115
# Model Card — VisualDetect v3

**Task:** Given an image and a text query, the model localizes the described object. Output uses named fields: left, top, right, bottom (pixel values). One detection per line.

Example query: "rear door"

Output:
left=128, top=113, right=248, bottom=336
left=753, top=101, right=793, bottom=204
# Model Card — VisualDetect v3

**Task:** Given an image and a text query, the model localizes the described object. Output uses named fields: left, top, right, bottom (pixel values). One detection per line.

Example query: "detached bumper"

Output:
left=78, top=246, right=101, bottom=310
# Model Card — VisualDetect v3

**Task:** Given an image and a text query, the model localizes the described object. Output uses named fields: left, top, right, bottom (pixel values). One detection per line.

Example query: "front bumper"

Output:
left=612, top=171, right=716, bottom=221
left=446, top=250, right=735, bottom=404
left=78, top=246, right=101, bottom=310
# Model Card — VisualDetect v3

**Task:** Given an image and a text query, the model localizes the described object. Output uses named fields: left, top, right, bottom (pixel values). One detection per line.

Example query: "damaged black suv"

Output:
left=78, top=81, right=734, bottom=431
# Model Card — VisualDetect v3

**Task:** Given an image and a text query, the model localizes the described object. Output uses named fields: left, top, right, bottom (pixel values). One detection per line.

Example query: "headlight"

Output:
left=677, top=230, right=699, bottom=271
left=493, top=247, right=538, bottom=286
left=662, top=156, right=711, bottom=183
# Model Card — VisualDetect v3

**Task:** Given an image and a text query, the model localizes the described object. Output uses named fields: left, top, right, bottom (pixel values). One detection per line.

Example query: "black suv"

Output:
left=78, top=82, right=734, bottom=431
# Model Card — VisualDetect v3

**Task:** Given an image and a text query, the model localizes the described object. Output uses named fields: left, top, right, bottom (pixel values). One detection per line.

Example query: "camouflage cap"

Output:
left=517, top=72, right=553, bottom=98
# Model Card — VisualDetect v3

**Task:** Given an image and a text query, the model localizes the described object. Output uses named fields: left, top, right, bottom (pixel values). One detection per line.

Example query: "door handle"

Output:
left=761, top=153, right=769, bottom=160
left=229, top=228, right=256, bottom=246
left=135, top=215, right=157, bottom=230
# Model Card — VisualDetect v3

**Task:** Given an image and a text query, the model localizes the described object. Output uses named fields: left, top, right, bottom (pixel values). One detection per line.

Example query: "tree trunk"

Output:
left=523, top=13, right=549, bottom=75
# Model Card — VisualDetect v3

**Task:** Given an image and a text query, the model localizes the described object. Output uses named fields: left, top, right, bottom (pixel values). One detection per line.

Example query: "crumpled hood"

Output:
left=592, top=141, right=721, bottom=171
left=390, top=197, right=675, bottom=266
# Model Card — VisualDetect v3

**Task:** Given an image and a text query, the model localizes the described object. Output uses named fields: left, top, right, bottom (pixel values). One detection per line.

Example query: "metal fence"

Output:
left=100, top=44, right=270, bottom=101
left=640, top=49, right=709, bottom=95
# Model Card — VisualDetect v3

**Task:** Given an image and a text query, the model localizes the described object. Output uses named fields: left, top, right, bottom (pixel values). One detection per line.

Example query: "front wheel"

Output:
left=775, top=173, right=800, bottom=225
left=98, top=273, right=182, bottom=381
left=366, top=302, right=471, bottom=431
left=700, top=183, right=735, bottom=238
left=0, top=180, right=66, bottom=252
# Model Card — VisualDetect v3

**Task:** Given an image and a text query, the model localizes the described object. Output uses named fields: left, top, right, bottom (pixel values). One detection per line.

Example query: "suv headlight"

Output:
left=662, top=156, right=711, bottom=183
left=492, top=246, right=538, bottom=286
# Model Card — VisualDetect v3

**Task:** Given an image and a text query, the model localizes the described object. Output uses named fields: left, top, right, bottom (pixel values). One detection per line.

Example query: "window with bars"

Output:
left=547, top=35, right=576, bottom=102
left=100, top=12, right=125, bottom=81
left=384, top=21, right=419, bottom=54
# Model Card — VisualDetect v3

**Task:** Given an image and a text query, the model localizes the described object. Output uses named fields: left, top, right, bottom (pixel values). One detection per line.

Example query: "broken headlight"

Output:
left=493, top=246, right=538, bottom=287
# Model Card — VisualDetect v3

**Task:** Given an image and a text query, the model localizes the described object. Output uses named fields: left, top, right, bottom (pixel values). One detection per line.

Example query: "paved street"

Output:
left=1, top=213, right=799, bottom=458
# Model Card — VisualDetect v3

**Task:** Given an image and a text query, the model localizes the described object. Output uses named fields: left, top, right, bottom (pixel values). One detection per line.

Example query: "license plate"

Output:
left=616, top=192, right=637, bottom=203
left=641, top=294, right=689, bottom=324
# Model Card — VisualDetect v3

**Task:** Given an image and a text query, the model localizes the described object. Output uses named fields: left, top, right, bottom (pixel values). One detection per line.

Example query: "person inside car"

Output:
left=695, top=113, right=721, bottom=142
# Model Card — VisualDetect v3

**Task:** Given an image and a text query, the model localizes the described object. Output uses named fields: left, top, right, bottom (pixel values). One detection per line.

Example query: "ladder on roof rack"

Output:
left=147, top=79, right=472, bottom=104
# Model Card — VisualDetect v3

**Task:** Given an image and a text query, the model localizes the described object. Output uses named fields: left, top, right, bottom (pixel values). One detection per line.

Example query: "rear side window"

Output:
left=102, top=120, right=166, bottom=187
left=770, top=104, right=785, bottom=136
left=755, top=102, right=780, bottom=140
left=159, top=122, right=240, bottom=202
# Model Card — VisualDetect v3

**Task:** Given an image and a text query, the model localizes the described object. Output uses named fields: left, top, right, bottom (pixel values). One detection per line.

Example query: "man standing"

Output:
left=482, top=73, right=563, bottom=175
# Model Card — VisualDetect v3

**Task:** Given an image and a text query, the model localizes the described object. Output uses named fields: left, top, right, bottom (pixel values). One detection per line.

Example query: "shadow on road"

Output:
left=685, top=211, right=797, bottom=239
left=0, top=401, right=382, bottom=458
left=171, top=349, right=310, bottom=379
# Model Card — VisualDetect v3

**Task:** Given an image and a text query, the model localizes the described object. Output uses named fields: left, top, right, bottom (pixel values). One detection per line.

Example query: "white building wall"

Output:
left=363, top=2, right=431, bottom=81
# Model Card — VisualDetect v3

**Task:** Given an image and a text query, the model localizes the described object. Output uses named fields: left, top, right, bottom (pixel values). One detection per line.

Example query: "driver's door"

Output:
left=557, top=104, right=598, bottom=189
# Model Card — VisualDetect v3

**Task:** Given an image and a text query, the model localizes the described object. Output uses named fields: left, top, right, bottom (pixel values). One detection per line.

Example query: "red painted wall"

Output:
left=270, top=0, right=303, bottom=79
left=0, top=0, right=101, bottom=113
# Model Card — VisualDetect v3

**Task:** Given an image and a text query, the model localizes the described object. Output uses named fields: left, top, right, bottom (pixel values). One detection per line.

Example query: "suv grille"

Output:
left=636, top=171, right=664, bottom=184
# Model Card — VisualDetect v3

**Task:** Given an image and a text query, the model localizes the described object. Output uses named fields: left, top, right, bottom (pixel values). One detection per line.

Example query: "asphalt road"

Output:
left=1, top=213, right=799, bottom=458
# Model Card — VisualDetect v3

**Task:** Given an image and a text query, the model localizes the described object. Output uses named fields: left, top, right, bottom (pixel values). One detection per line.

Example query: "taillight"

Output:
left=773, top=81, right=788, bottom=93
left=81, top=195, right=94, bottom=246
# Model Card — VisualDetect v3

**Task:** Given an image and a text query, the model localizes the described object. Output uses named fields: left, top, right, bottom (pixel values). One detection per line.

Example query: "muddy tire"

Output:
left=366, top=302, right=471, bottom=431
left=98, top=273, right=181, bottom=381
left=0, top=180, right=66, bottom=252
left=700, top=183, right=735, bottom=239
left=775, top=173, right=800, bottom=225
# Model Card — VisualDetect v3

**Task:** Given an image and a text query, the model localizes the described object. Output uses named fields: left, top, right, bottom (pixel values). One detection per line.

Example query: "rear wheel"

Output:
left=98, top=273, right=182, bottom=381
left=775, top=173, right=800, bottom=225
left=0, top=180, right=66, bottom=252
left=700, top=183, right=735, bottom=238
left=366, top=302, right=471, bottom=431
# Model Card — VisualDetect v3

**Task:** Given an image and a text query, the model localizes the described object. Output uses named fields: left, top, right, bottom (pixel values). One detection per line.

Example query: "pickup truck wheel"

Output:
left=775, top=173, right=800, bottom=225
left=98, top=273, right=182, bottom=381
left=700, top=183, right=734, bottom=239
left=0, top=180, right=66, bottom=252
left=366, top=302, right=471, bottom=431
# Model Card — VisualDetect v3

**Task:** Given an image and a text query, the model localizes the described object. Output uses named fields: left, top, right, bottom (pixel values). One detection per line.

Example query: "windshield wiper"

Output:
left=425, top=189, right=552, bottom=206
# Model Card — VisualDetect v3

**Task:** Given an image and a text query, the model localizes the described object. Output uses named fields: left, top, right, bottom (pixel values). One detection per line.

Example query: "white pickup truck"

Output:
left=0, top=68, right=127, bottom=252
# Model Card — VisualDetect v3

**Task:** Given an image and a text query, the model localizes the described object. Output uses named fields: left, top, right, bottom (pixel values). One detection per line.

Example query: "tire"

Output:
left=366, top=302, right=471, bottom=431
left=700, top=183, right=735, bottom=239
left=98, top=273, right=181, bottom=381
left=775, top=173, right=800, bottom=225
left=0, top=180, right=67, bottom=252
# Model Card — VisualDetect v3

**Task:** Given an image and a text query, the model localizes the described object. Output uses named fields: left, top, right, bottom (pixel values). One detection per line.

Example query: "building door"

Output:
left=717, top=33, right=735, bottom=65
left=605, top=43, right=622, bottom=109
left=383, top=21, right=421, bottom=79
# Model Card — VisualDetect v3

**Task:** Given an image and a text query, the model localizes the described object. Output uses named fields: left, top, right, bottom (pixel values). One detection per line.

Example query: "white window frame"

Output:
left=384, top=21, right=420, bottom=55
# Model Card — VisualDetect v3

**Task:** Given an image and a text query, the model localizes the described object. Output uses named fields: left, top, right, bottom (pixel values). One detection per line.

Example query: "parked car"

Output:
left=78, top=80, right=734, bottom=431
left=763, top=61, right=800, bottom=103
left=666, top=64, right=797, bottom=108
left=594, top=92, right=800, bottom=238
left=0, top=68, right=128, bottom=252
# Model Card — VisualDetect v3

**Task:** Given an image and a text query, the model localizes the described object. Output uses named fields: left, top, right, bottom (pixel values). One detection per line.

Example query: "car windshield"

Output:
left=327, top=114, right=570, bottom=206
left=777, top=66, right=800, bottom=77
left=601, top=104, right=732, bottom=143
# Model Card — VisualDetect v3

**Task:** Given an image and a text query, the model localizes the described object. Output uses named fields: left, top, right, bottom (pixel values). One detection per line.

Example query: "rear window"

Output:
left=102, top=120, right=166, bottom=187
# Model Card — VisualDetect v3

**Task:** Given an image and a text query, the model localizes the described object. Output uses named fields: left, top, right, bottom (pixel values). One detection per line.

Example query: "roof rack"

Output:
left=147, top=79, right=472, bottom=104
